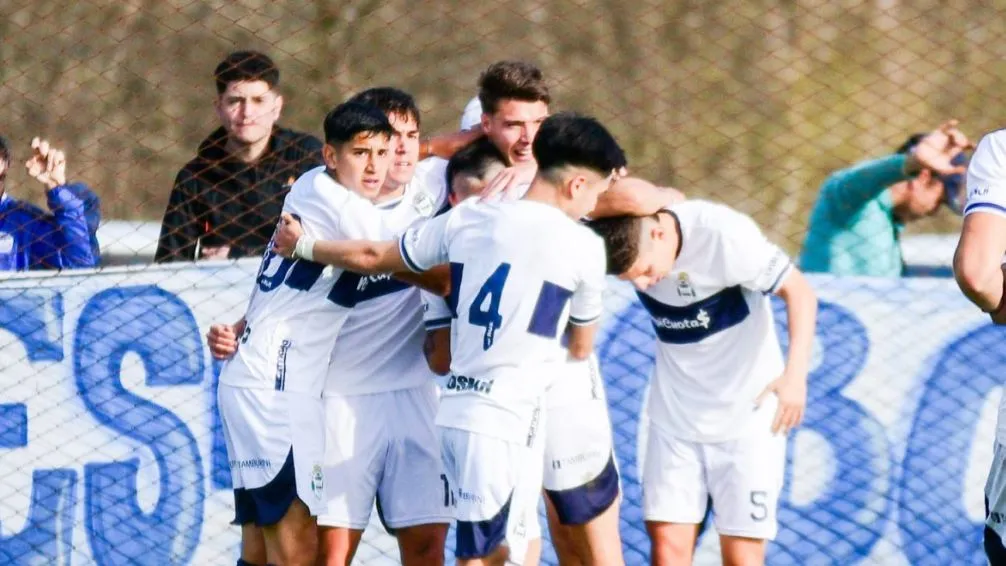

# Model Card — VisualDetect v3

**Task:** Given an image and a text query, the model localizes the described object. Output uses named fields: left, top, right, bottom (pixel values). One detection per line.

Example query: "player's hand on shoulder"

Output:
left=206, top=321, right=242, bottom=360
left=480, top=162, right=537, bottom=202
left=25, top=137, right=67, bottom=190
left=272, top=213, right=304, bottom=258
left=756, top=369, right=807, bottom=436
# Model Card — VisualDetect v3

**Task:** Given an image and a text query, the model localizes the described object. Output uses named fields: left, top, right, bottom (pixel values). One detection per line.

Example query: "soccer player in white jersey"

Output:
left=950, top=126, right=1006, bottom=562
left=421, top=138, right=509, bottom=375
left=314, top=88, right=453, bottom=566
left=586, top=203, right=818, bottom=566
left=469, top=61, right=687, bottom=566
left=271, top=112, right=628, bottom=565
left=214, top=101, right=395, bottom=566
left=210, top=88, right=454, bottom=566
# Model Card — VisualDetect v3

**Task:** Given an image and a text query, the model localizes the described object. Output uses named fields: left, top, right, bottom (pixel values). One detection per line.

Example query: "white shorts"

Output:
left=317, top=382, right=451, bottom=530
left=542, top=355, right=620, bottom=525
left=217, top=383, right=327, bottom=524
left=642, top=424, right=786, bottom=540
left=440, top=423, right=544, bottom=563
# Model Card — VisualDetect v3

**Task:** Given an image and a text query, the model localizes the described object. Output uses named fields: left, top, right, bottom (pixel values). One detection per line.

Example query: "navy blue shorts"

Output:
left=545, top=454, right=620, bottom=526
left=232, top=449, right=297, bottom=527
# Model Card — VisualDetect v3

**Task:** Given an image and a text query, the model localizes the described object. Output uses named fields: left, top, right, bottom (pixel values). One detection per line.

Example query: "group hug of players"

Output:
left=206, top=60, right=821, bottom=566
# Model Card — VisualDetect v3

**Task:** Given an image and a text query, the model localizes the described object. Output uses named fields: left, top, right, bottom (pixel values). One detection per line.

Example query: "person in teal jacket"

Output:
left=800, top=120, right=973, bottom=277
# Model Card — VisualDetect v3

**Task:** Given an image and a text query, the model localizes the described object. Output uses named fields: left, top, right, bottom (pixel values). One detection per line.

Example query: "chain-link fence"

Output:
left=0, top=1, right=1002, bottom=564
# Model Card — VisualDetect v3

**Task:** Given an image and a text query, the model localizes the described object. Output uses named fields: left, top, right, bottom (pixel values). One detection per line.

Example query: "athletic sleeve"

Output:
left=718, top=209, right=792, bottom=294
left=569, top=231, right=607, bottom=326
left=421, top=290, right=453, bottom=330
left=399, top=210, right=453, bottom=273
left=964, top=131, right=1006, bottom=219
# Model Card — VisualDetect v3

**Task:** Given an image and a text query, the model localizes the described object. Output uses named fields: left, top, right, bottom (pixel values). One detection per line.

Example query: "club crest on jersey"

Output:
left=412, top=191, right=435, bottom=217
left=310, top=464, right=325, bottom=500
left=676, top=272, right=696, bottom=297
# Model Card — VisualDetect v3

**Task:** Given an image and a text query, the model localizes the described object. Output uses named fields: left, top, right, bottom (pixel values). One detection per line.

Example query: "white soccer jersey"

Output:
left=422, top=289, right=453, bottom=331
left=460, top=96, right=482, bottom=131
left=220, top=167, right=391, bottom=396
left=964, top=130, right=1006, bottom=445
left=641, top=200, right=791, bottom=443
left=965, top=129, right=1006, bottom=219
left=324, top=158, right=450, bottom=396
left=400, top=199, right=607, bottom=442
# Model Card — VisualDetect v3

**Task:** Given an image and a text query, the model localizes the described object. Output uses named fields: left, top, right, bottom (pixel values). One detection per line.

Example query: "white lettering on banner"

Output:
left=0, top=263, right=1000, bottom=565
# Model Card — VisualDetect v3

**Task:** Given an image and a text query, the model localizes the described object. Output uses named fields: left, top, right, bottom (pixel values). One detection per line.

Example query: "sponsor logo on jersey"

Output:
left=329, top=271, right=410, bottom=307
left=356, top=273, right=393, bottom=292
left=444, top=375, right=495, bottom=394
left=653, top=309, right=711, bottom=330
left=638, top=286, right=750, bottom=344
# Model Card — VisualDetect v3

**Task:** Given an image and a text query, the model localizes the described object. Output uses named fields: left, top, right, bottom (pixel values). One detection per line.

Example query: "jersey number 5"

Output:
left=449, top=261, right=574, bottom=351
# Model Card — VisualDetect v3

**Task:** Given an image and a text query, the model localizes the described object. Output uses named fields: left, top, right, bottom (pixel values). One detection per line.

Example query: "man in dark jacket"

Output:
left=155, top=50, right=323, bottom=262
left=0, top=136, right=101, bottom=271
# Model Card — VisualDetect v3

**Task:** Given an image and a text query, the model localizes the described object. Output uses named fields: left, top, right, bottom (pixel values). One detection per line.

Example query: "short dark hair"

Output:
left=532, top=112, right=627, bottom=177
left=0, top=136, right=10, bottom=166
left=896, top=133, right=928, bottom=154
left=586, top=215, right=646, bottom=275
left=323, top=102, right=394, bottom=146
left=445, top=138, right=507, bottom=194
left=477, top=61, right=551, bottom=115
left=347, top=87, right=422, bottom=127
left=214, top=51, right=280, bottom=94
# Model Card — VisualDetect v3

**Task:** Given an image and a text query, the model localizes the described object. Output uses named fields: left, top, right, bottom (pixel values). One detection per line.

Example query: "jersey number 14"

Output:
left=449, top=262, right=574, bottom=351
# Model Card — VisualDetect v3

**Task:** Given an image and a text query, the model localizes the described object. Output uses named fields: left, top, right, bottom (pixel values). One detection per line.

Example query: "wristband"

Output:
left=293, top=235, right=316, bottom=262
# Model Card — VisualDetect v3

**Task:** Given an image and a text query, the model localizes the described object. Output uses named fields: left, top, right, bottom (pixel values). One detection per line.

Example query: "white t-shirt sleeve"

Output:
left=718, top=209, right=792, bottom=294
left=421, top=290, right=453, bottom=330
left=964, top=131, right=1006, bottom=219
left=399, top=210, right=453, bottom=272
left=569, top=232, right=607, bottom=326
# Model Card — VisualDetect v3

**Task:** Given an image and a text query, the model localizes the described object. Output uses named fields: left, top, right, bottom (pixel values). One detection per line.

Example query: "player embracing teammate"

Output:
left=211, top=58, right=816, bottom=566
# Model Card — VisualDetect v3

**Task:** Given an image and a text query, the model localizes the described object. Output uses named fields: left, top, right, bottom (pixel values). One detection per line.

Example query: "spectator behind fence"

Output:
left=155, top=50, right=323, bottom=263
left=0, top=136, right=101, bottom=271
left=799, top=120, right=972, bottom=277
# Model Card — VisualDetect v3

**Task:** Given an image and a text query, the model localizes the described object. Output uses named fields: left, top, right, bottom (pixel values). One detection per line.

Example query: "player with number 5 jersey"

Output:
left=216, top=101, right=397, bottom=566
left=270, top=112, right=628, bottom=565
left=587, top=201, right=818, bottom=566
